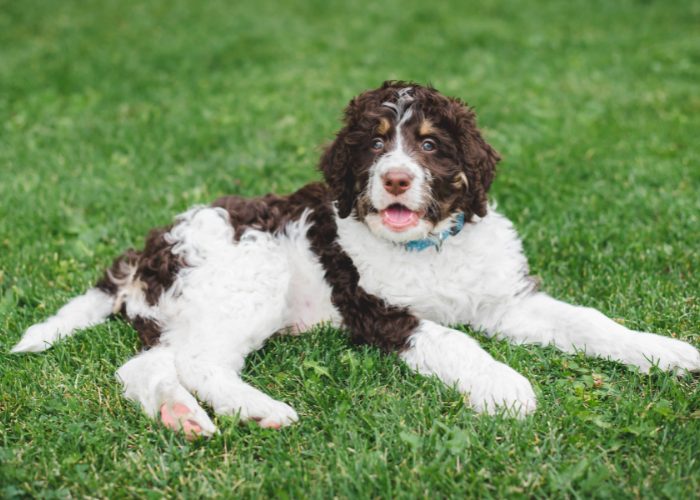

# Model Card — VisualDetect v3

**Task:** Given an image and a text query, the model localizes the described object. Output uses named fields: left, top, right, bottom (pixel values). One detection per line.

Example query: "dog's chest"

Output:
left=334, top=211, right=531, bottom=325
left=336, top=222, right=479, bottom=324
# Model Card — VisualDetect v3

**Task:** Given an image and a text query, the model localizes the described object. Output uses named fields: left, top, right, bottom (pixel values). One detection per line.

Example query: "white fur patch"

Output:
left=401, top=320, right=537, bottom=417
left=11, top=288, right=114, bottom=353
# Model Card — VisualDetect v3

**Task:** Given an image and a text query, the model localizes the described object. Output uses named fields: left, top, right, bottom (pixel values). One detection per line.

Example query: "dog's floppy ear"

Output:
left=320, top=94, right=370, bottom=219
left=450, top=98, right=500, bottom=217
left=319, top=128, right=355, bottom=218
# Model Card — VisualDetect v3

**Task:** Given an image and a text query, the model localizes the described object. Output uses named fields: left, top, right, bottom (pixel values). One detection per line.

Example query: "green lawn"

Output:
left=1, top=0, right=700, bottom=497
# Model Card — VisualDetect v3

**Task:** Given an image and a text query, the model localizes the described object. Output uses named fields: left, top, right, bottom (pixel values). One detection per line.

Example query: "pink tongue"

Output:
left=384, top=205, right=414, bottom=224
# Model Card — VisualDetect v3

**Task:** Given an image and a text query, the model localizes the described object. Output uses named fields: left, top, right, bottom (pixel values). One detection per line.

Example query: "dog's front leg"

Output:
left=400, top=320, right=537, bottom=417
left=339, top=294, right=538, bottom=417
left=313, top=214, right=536, bottom=416
left=481, top=292, right=700, bottom=374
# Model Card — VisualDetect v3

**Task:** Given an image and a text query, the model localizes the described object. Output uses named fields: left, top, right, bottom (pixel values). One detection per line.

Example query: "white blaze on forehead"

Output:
left=381, top=87, right=415, bottom=124
left=381, top=87, right=416, bottom=156
left=388, top=111, right=414, bottom=167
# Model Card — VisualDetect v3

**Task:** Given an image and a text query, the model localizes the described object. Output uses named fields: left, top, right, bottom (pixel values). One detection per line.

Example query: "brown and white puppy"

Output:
left=12, top=81, right=700, bottom=437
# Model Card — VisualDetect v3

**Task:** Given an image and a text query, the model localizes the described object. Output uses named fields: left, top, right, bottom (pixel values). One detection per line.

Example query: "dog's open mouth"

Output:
left=380, top=204, right=422, bottom=232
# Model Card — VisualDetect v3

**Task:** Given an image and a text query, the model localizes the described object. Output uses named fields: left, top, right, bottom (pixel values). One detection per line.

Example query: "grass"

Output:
left=1, top=0, right=700, bottom=496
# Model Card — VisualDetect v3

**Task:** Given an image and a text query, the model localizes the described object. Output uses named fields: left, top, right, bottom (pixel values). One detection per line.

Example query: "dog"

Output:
left=12, top=81, right=700, bottom=437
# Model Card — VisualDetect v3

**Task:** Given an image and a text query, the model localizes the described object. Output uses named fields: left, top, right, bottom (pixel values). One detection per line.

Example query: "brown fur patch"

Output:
left=452, top=172, right=468, bottom=190
left=377, top=117, right=391, bottom=135
left=303, top=192, right=420, bottom=352
left=131, top=316, right=162, bottom=348
left=97, top=231, right=182, bottom=347
left=419, top=118, right=436, bottom=137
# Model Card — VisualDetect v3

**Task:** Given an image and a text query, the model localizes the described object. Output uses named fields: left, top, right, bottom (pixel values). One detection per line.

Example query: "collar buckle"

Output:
left=403, top=213, right=465, bottom=252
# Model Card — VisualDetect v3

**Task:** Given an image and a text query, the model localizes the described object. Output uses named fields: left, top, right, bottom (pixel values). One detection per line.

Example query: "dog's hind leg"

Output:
left=155, top=207, right=299, bottom=428
left=175, top=354, right=299, bottom=429
left=171, top=306, right=298, bottom=428
left=116, top=345, right=217, bottom=438
left=12, top=288, right=115, bottom=353
left=169, top=295, right=299, bottom=429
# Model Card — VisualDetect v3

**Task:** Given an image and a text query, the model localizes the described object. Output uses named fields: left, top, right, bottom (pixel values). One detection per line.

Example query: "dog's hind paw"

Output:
left=11, top=323, right=62, bottom=353
left=159, top=402, right=217, bottom=439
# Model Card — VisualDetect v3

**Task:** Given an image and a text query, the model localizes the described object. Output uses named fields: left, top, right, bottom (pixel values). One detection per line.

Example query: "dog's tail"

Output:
left=11, top=251, right=139, bottom=354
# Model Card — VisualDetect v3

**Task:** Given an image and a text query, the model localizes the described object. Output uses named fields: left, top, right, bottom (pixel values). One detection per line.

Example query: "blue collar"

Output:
left=404, top=213, right=466, bottom=252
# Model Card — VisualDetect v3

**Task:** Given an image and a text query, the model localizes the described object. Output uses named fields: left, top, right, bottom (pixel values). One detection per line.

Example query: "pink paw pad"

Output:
left=257, top=419, right=282, bottom=430
left=160, top=403, right=202, bottom=439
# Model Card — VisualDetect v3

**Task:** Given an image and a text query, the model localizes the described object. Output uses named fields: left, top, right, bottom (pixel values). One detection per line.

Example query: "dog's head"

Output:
left=320, top=81, right=500, bottom=242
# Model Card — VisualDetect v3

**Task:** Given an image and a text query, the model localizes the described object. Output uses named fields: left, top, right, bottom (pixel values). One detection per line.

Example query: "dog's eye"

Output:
left=371, top=138, right=385, bottom=151
left=421, top=139, right=436, bottom=152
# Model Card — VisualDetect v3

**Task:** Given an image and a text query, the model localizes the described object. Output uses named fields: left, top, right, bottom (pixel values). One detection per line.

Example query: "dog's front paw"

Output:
left=459, top=362, right=537, bottom=418
left=624, top=333, right=700, bottom=374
